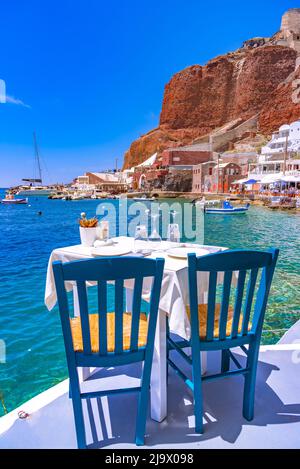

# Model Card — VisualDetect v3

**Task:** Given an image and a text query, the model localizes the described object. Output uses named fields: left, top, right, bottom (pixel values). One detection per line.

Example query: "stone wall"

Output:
left=209, top=115, right=259, bottom=152
left=163, top=170, right=193, bottom=192
left=281, top=9, right=300, bottom=34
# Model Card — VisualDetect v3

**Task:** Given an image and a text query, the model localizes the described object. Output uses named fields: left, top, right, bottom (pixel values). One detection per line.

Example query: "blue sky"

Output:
left=0, top=0, right=297, bottom=186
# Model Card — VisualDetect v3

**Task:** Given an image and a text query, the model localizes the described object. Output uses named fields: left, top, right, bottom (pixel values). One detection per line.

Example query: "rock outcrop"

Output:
left=123, top=14, right=300, bottom=169
left=259, top=65, right=300, bottom=133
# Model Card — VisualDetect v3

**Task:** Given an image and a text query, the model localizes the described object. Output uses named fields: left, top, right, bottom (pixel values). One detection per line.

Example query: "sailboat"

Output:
left=17, top=132, right=53, bottom=196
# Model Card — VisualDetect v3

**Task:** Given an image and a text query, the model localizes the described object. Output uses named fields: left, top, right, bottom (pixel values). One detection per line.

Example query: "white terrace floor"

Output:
left=1, top=325, right=300, bottom=449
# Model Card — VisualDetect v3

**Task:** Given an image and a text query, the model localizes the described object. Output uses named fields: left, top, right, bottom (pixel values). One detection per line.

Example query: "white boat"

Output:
left=195, top=198, right=221, bottom=208
left=1, top=194, right=28, bottom=204
left=17, top=132, right=54, bottom=197
left=205, top=200, right=250, bottom=215
left=17, top=186, right=53, bottom=196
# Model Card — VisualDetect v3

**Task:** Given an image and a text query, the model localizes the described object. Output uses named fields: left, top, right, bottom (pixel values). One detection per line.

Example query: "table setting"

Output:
left=45, top=216, right=229, bottom=423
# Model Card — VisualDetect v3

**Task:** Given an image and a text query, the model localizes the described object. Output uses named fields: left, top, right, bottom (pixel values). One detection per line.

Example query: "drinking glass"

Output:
left=149, top=213, right=162, bottom=251
left=100, top=220, right=109, bottom=241
left=134, top=225, right=150, bottom=255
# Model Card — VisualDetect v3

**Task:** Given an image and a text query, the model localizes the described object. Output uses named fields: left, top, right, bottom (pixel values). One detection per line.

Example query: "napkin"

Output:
left=93, top=239, right=115, bottom=248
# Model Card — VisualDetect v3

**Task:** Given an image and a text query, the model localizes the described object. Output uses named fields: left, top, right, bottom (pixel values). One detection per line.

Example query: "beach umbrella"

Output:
left=244, top=179, right=260, bottom=185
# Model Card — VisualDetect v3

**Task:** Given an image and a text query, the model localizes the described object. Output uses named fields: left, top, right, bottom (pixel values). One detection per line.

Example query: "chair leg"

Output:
left=70, top=369, right=86, bottom=449
left=243, top=341, right=260, bottom=421
left=191, top=350, right=204, bottom=434
left=221, top=349, right=230, bottom=373
left=135, top=359, right=152, bottom=446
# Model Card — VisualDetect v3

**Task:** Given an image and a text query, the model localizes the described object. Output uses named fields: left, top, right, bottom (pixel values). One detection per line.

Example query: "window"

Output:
left=209, top=168, right=213, bottom=176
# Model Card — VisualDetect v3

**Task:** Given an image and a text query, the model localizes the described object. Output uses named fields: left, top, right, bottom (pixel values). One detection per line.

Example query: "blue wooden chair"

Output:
left=53, top=256, right=164, bottom=448
left=167, top=248, right=279, bottom=433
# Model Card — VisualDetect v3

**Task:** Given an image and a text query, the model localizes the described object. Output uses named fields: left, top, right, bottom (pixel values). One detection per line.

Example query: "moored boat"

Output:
left=17, top=132, right=54, bottom=197
left=1, top=194, right=28, bottom=204
left=205, top=200, right=250, bottom=215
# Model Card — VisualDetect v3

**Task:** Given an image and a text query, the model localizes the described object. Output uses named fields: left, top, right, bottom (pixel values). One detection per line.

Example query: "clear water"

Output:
left=0, top=189, right=300, bottom=416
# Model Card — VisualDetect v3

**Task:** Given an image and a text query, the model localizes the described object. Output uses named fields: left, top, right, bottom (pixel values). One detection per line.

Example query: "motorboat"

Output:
left=205, top=200, right=250, bottom=215
left=1, top=194, right=28, bottom=205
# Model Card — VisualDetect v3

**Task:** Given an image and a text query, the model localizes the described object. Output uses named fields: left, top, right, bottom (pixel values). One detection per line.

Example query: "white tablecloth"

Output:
left=45, top=237, right=226, bottom=341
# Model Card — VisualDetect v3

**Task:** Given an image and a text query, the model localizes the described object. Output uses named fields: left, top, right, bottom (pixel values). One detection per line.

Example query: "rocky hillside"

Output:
left=123, top=43, right=300, bottom=169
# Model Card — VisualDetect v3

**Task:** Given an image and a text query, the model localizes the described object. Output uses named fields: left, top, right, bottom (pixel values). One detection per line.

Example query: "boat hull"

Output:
left=1, top=198, right=28, bottom=204
left=17, top=190, right=52, bottom=196
left=205, top=207, right=249, bottom=215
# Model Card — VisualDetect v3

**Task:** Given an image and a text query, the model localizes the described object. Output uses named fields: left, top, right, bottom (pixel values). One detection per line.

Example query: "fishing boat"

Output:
left=205, top=200, right=250, bottom=215
left=17, top=132, right=54, bottom=197
left=1, top=194, right=28, bottom=204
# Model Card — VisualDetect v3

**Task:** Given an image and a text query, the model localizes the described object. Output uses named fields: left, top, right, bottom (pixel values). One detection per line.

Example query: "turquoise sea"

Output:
left=0, top=188, right=300, bottom=416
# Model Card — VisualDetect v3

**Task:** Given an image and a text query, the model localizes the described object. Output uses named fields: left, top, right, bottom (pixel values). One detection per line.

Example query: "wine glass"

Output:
left=134, top=225, right=150, bottom=255
left=149, top=213, right=162, bottom=251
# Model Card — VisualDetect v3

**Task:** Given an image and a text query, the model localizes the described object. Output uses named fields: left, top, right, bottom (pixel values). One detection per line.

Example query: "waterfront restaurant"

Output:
left=75, top=172, right=129, bottom=193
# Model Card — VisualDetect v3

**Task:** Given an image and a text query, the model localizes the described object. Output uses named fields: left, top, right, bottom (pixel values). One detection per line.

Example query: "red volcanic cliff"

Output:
left=259, top=65, right=300, bottom=133
left=123, top=45, right=299, bottom=169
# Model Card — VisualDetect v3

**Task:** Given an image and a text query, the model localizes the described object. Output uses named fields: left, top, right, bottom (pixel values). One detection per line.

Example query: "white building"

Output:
left=260, top=121, right=300, bottom=162
left=245, top=121, right=300, bottom=187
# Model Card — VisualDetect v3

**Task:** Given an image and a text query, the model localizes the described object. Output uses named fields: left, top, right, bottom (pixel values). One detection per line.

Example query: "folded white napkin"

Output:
left=93, top=239, right=114, bottom=248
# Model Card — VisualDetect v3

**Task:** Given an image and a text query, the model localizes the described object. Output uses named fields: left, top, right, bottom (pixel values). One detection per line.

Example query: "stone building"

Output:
left=192, top=162, right=242, bottom=194
left=277, top=9, right=300, bottom=53
left=161, top=144, right=213, bottom=167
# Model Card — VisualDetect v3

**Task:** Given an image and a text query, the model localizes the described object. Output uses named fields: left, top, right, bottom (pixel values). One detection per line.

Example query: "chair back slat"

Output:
left=114, top=279, right=124, bottom=354
left=219, top=271, right=233, bottom=340
left=76, top=281, right=92, bottom=354
left=231, top=270, right=246, bottom=338
left=242, top=268, right=259, bottom=335
left=146, top=260, right=165, bottom=351
left=130, top=277, right=144, bottom=351
left=98, top=280, right=107, bottom=355
left=206, top=271, right=217, bottom=341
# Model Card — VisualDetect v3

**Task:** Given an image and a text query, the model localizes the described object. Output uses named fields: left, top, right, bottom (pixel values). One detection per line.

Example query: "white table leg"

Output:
left=150, top=308, right=167, bottom=422
left=127, top=287, right=167, bottom=421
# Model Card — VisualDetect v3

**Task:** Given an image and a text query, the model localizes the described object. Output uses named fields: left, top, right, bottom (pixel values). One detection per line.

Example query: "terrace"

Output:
left=1, top=322, right=300, bottom=449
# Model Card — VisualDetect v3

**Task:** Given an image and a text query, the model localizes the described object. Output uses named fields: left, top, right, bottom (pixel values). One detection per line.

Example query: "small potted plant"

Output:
left=79, top=212, right=98, bottom=246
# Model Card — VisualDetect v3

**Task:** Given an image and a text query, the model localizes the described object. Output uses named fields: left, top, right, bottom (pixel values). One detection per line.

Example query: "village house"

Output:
left=192, top=161, right=242, bottom=193
left=161, top=144, right=213, bottom=167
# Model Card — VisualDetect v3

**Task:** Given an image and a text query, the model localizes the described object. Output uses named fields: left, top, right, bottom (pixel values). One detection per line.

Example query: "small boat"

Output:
left=195, top=198, right=221, bottom=208
left=133, top=195, right=155, bottom=201
left=205, top=200, right=250, bottom=215
left=1, top=194, right=28, bottom=205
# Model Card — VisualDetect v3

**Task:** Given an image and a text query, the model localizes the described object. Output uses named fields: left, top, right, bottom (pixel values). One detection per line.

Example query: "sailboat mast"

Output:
left=33, top=131, right=42, bottom=184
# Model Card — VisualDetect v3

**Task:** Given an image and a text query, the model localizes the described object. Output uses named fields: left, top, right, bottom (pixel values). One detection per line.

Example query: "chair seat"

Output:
left=186, top=304, right=249, bottom=339
left=70, top=312, right=148, bottom=353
